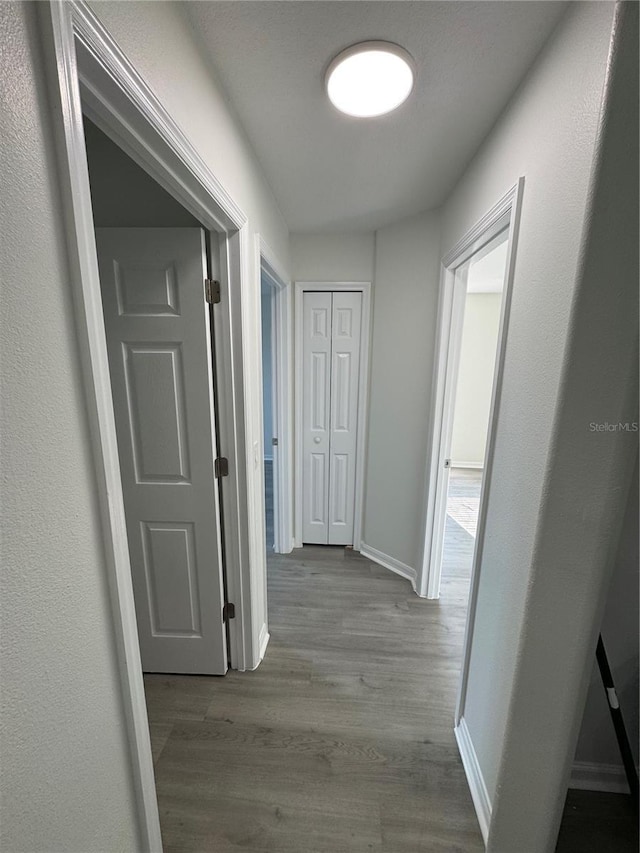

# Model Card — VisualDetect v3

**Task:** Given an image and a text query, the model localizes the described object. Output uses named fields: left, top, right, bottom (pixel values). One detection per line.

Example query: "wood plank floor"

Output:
left=144, top=471, right=484, bottom=852
left=556, top=790, right=639, bottom=853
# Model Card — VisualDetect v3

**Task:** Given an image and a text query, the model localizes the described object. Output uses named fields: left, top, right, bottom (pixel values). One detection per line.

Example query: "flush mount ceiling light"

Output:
left=325, top=41, right=415, bottom=118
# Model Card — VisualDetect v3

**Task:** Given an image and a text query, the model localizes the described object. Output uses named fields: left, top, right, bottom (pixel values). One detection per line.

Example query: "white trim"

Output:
left=450, top=461, right=484, bottom=471
left=294, top=281, right=372, bottom=550
left=359, top=542, right=418, bottom=593
left=40, top=1, right=261, bottom=846
left=455, top=718, right=491, bottom=845
left=257, top=237, right=293, bottom=556
left=569, top=761, right=630, bottom=794
left=252, top=624, right=271, bottom=671
left=453, top=181, right=525, bottom=728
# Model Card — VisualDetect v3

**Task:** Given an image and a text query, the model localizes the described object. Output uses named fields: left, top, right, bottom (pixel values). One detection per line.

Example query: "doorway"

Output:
left=259, top=250, right=294, bottom=556
left=439, top=233, right=508, bottom=590
left=261, top=272, right=276, bottom=551
left=420, top=182, right=523, bottom=607
left=84, top=118, right=229, bottom=674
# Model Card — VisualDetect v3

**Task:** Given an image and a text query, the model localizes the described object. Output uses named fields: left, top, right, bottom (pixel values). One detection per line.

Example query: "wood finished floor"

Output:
left=144, top=471, right=484, bottom=852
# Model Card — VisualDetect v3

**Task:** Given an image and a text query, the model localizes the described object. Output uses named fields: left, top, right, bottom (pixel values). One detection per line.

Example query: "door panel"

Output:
left=97, top=227, right=227, bottom=674
left=302, top=292, right=332, bottom=543
left=328, top=292, right=362, bottom=544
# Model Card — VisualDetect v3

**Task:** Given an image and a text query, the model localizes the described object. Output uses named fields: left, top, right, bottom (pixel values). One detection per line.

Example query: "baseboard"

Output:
left=274, top=537, right=295, bottom=555
left=451, top=461, right=484, bottom=470
left=455, top=717, right=491, bottom=845
left=250, top=624, right=270, bottom=670
left=570, top=761, right=630, bottom=793
left=359, top=542, right=417, bottom=593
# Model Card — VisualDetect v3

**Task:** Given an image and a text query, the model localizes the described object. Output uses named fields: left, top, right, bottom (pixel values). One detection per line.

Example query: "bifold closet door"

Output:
left=328, top=291, right=362, bottom=545
left=301, top=291, right=362, bottom=545
left=302, top=292, right=332, bottom=544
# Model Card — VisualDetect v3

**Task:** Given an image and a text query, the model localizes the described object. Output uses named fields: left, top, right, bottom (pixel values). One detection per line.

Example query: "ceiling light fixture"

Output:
left=325, top=41, right=415, bottom=118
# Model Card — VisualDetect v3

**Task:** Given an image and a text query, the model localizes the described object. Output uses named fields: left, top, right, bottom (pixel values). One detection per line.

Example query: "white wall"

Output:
left=88, top=0, right=293, bottom=672
left=362, top=211, right=441, bottom=570
left=84, top=117, right=200, bottom=227
left=290, top=232, right=374, bottom=282
left=450, top=293, right=503, bottom=467
left=574, top=454, right=639, bottom=777
left=439, top=3, right=637, bottom=851
left=0, top=3, right=140, bottom=850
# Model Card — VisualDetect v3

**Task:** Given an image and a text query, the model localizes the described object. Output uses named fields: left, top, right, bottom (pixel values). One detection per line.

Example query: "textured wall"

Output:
left=290, top=232, right=375, bottom=282
left=0, top=4, right=140, bottom=850
left=363, top=211, right=441, bottom=569
left=575, top=458, right=639, bottom=771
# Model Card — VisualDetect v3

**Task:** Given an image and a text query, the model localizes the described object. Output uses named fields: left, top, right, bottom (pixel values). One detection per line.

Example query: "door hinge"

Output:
left=223, top=602, right=236, bottom=622
left=214, top=457, right=229, bottom=478
left=205, top=278, right=221, bottom=304
left=444, top=458, right=451, bottom=468
left=272, top=437, right=278, bottom=446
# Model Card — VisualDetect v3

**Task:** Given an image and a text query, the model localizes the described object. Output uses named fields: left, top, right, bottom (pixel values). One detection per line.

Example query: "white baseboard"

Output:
left=274, top=537, right=295, bottom=555
left=455, top=717, right=491, bottom=845
left=570, top=761, right=630, bottom=793
left=359, top=542, right=418, bottom=593
left=451, top=461, right=484, bottom=470
left=251, top=624, right=270, bottom=670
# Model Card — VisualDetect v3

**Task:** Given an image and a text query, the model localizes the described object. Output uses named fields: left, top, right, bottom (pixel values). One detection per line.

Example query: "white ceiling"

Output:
left=185, top=1, right=567, bottom=234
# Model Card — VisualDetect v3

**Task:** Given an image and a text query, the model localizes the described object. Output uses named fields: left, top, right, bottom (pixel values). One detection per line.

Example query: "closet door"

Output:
left=328, top=292, right=362, bottom=545
left=301, top=292, right=332, bottom=544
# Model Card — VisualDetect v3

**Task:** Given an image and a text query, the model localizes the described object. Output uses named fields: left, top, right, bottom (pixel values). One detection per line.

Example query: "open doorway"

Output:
left=259, top=253, right=294, bottom=556
left=420, top=182, right=523, bottom=607
left=84, top=116, right=229, bottom=675
left=261, top=269, right=276, bottom=551
left=440, top=234, right=508, bottom=591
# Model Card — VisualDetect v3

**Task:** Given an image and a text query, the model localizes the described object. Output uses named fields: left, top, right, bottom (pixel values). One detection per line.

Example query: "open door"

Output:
left=96, top=227, right=227, bottom=674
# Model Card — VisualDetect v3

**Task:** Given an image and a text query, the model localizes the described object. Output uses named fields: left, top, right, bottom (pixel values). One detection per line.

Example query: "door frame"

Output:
left=257, top=238, right=294, bottom=554
left=294, top=281, right=372, bottom=550
left=40, top=2, right=263, bottom=848
left=416, top=179, right=524, bottom=714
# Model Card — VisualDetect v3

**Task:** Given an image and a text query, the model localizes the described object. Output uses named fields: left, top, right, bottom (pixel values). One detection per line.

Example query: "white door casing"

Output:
left=97, top=227, right=227, bottom=674
left=301, top=291, right=362, bottom=545
left=328, top=292, right=362, bottom=545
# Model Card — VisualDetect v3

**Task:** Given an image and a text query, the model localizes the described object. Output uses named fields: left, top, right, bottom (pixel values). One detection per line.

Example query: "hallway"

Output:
left=144, top=542, right=482, bottom=852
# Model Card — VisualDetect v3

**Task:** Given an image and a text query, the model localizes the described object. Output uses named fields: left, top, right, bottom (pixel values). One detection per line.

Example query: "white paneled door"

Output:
left=302, top=291, right=362, bottom=545
left=96, top=227, right=227, bottom=675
